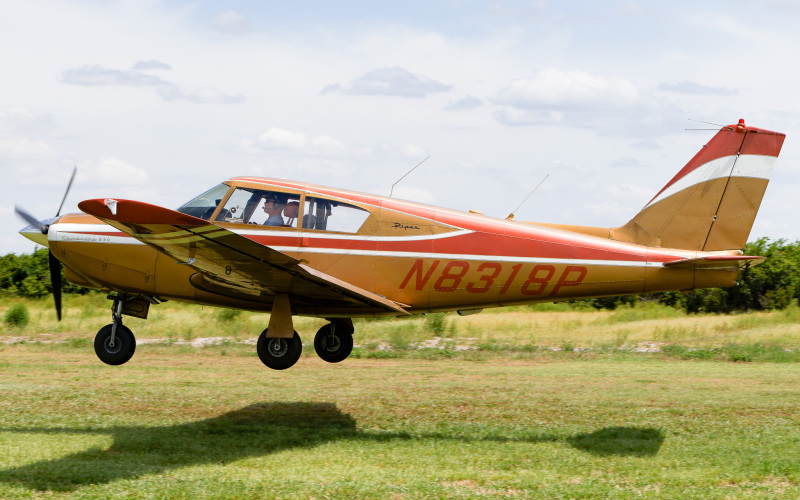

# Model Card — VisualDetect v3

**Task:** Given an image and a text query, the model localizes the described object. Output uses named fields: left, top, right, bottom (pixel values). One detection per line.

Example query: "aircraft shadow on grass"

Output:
left=0, top=402, right=664, bottom=492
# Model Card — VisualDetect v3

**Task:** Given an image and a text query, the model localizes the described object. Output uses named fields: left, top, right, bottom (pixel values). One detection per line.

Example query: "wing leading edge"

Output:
left=78, top=199, right=409, bottom=315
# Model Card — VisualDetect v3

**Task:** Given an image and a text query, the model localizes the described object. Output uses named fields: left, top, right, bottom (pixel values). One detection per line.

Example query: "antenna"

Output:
left=506, top=174, right=548, bottom=220
left=390, top=156, right=429, bottom=197
left=686, top=118, right=725, bottom=131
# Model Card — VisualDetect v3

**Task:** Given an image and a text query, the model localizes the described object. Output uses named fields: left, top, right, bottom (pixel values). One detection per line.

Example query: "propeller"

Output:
left=14, top=166, right=77, bottom=321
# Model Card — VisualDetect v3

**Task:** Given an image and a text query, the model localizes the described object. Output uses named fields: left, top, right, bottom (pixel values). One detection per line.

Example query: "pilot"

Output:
left=262, top=193, right=287, bottom=226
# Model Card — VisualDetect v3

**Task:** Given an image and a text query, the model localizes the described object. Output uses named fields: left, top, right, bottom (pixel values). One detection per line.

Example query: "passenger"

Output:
left=262, top=194, right=287, bottom=226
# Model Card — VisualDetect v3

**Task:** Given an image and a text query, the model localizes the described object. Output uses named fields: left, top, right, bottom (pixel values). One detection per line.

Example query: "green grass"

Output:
left=1, top=351, right=800, bottom=498
left=4, top=296, right=800, bottom=497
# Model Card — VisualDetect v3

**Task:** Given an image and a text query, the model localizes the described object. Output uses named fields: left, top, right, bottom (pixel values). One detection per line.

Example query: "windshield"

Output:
left=176, top=184, right=231, bottom=220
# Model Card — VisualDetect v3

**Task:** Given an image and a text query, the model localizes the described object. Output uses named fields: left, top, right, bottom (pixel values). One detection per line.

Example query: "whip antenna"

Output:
left=686, top=118, right=725, bottom=131
left=390, top=156, right=429, bottom=197
left=506, top=174, right=548, bottom=220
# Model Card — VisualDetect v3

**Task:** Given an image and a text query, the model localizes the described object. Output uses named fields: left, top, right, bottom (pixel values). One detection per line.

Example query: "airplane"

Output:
left=16, top=119, right=785, bottom=370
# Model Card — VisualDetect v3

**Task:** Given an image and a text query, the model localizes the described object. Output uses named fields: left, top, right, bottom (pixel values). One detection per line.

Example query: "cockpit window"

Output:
left=176, top=184, right=231, bottom=220
left=215, top=188, right=301, bottom=228
left=302, top=197, right=370, bottom=233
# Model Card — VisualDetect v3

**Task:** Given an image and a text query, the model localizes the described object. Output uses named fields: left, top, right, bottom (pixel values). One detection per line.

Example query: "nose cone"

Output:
left=19, top=216, right=58, bottom=248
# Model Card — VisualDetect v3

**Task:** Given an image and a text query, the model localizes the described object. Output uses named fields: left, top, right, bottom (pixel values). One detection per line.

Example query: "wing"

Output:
left=78, top=198, right=409, bottom=315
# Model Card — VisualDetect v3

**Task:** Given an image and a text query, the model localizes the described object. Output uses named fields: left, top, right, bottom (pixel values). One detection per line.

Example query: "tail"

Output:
left=610, top=119, right=785, bottom=251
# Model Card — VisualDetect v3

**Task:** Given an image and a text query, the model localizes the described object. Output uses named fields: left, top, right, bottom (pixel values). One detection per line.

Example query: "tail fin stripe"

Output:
left=645, top=155, right=736, bottom=208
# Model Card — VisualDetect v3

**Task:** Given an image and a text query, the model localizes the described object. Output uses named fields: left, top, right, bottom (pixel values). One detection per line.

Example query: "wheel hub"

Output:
left=268, top=339, right=288, bottom=358
left=103, top=336, right=123, bottom=355
left=325, top=335, right=341, bottom=352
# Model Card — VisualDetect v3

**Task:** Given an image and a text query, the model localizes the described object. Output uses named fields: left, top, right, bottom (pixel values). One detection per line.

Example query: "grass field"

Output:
left=2, top=297, right=800, bottom=498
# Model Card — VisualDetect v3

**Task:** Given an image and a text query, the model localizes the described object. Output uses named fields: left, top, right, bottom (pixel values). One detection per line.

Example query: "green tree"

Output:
left=0, top=248, right=87, bottom=299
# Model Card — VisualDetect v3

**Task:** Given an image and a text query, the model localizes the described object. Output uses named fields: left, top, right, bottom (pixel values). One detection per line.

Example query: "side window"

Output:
left=216, top=188, right=300, bottom=228
left=302, top=197, right=370, bottom=233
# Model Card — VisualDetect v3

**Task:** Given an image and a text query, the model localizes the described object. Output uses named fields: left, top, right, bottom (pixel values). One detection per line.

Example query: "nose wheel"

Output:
left=93, top=295, right=137, bottom=365
left=314, top=323, right=353, bottom=363
left=94, top=324, right=136, bottom=365
left=256, top=329, right=303, bottom=370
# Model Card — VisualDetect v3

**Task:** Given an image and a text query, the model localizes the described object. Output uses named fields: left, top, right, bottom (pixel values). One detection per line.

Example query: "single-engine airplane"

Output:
left=17, top=119, right=785, bottom=370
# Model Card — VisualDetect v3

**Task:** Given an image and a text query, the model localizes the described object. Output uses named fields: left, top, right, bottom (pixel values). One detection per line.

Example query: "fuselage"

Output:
left=38, top=177, right=741, bottom=317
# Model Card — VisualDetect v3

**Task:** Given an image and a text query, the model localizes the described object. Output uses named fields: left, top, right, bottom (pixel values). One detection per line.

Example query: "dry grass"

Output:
left=3, top=295, right=800, bottom=353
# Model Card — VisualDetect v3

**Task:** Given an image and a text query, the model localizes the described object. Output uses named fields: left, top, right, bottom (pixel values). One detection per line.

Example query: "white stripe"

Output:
left=269, top=246, right=666, bottom=268
left=234, top=228, right=474, bottom=242
left=56, top=223, right=472, bottom=243
left=732, top=154, right=777, bottom=178
left=53, top=221, right=693, bottom=262
left=646, top=154, right=774, bottom=208
left=52, top=231, right=144, bottom=246
left=55, top=223, right=126, bottom=234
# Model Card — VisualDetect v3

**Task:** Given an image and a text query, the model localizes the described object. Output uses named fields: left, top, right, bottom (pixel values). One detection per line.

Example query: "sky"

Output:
left=2, top=0, right=800, bottom=254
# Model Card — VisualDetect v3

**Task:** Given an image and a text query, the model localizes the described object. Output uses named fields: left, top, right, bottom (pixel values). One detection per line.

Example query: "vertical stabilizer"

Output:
left=610, top=120, right=785, bottom=251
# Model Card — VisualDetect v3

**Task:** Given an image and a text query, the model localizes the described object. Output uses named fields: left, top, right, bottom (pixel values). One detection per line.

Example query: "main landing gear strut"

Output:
left=94, top=295, right=137, bottom=365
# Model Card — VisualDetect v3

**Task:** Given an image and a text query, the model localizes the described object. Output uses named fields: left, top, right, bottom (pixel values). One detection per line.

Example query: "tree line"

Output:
left=2, top=239, right=799, bottom=313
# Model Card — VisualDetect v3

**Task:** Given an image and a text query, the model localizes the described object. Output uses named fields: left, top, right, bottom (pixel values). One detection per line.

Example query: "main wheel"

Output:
left=94, top=324, right=136, bottom=365
left=314, top=323, right=353, bottom=363
left=256, top=329, right=302, bottom=370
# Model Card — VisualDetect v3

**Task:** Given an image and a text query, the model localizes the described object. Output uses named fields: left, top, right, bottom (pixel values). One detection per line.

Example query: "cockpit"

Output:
left=176, top=182, right=371, bottom=233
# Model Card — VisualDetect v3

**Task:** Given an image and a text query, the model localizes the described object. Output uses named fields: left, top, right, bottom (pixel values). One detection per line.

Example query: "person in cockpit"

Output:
left=262, top=193, right=287, bottom=226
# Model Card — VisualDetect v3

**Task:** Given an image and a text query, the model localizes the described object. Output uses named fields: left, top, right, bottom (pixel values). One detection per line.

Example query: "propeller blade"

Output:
left=55, top=166, right=77, bottom=217
left=49, top=251, right=62, bottom=321
left=14, top=205, right=48, bottom=234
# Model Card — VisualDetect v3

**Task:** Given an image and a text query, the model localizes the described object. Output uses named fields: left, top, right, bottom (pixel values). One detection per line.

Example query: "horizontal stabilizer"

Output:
left=662, top=255, right=764, bottom=269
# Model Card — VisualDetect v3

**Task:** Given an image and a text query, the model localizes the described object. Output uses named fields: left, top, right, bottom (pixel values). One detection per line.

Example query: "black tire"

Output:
left=314, top=323, right=353, bottom=363
left=256, top=329, right=302, bottom=370
left=94, top=324, right=136, bottom=366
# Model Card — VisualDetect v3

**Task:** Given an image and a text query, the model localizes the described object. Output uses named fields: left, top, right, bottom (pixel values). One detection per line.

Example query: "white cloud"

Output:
left=155, top=85, right=245, bottom=104
left=326, top=67, right=453, bottom=98
left=608, top=183, right=655, bottom=201
left=631, top=139, right=661, bottom=149
left=493, top=68, right=639, bottom=111
left=311, top=135, right=346, bottom=155
left=132, top=60, right=172, bottom=71
left=79, top=157, right=149, bottom=186
left=444, top=95, right=483, bottom=111
left=61, top=65, right=167, bottom=86
left=256, top=128, right=309, bottom=149
left=61, top=63, right=244, bottom=104
left=390, top=186, right=436, bottom=204
left=243, top=128, right=347, bottom=156
left=213, top=10, right=251, bottom=35
left=401, top=144, right=428, bottom=158
left=0, top=107, right=53, bottom=133
left=0, top=137, right=58, bottom=161
left=657, top=81, right=737, bottom=96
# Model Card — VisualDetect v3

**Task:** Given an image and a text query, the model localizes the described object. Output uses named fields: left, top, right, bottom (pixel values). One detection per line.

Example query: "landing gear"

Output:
left=94, top=295, right=137, bottom=365
left=257, top=329, right=302, bottom=370
left=314, top=323, right=353, bottom=363
left=94, top=324, right=136, bottom=365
